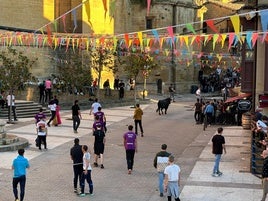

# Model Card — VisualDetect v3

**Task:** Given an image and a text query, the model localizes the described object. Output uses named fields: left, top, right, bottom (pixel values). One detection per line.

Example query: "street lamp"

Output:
left=142, top=65, right=149, bottom=99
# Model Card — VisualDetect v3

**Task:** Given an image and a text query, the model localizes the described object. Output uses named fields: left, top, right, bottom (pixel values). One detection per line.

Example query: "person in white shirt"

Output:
left=89, top=98, right=101, bottom=116
left=36, top=117, right=48, bottom=150
left=79, top=145, right=94, bottom=197
left=195, top=87, right=201, bottom=101
left=47, top=99, right=57, bottom=127
left=164, top=155, right=181, bottom=201
left=6, top=91, right=17, bottom=121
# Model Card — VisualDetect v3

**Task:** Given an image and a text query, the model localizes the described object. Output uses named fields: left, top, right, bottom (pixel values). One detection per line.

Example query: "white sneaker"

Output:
left=212, top=173, right=219, bottom=177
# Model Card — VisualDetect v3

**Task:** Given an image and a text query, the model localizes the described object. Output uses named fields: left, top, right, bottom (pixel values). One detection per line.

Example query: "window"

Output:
left=146, top=18, right=153, bottom=29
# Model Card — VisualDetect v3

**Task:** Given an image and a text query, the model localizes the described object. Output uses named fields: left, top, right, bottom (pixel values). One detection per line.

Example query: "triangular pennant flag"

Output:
left=206, top=19, right=219, bottom=33
left=102, top=0, right=108, bottom=19
left=183, top=36, right=189, bottom=48
left=260, top=10, right=268, bottom=32
left=186, top=23, right=196, bottom=34
left=137, top=32, right=143, bottom=48
left=230, top=15, right=240, bottom=34
left=53, top=21, right=58, bottom=33
left=147, top=0, right=151, bottom=16
left=152, top=29, right=159, bottom=42
left=159, top=37, right=164, bottom=49
left=252, top=32, right=259, bottom=48
left=84, top=1, right=91, bottom=22
left=124, top=34, right=129, bottom=47
left=109, top=0, right=116, bottom=21
left=167, top=26, right=174, bottom=42
left=213, top=34, right=219, bottom=50
left=228, top=33, right=235, bottom=50
left=62, top=14, right=67, bottom=33
left=221, top=34, right=227, bottom=47
left=46, top=25, right=52, bottom=47
left=72, top=10, right=78, bottom=33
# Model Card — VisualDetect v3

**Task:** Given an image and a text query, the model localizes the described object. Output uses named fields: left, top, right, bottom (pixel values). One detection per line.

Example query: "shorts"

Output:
left=94, top=143, right=105, bottom=155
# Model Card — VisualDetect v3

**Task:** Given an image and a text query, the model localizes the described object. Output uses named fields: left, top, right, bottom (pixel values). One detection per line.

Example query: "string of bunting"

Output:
left=0, top=7, right=268, bottom=53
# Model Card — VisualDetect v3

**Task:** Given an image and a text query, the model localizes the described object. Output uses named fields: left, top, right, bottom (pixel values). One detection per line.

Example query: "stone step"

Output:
left=0, top=100, right=50, bottom=119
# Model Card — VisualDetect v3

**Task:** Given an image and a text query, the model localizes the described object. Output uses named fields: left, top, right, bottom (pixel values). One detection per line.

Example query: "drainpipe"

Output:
left=252, top=0, right=258, bottom=111
left=171, top=3, right=177, bottom=89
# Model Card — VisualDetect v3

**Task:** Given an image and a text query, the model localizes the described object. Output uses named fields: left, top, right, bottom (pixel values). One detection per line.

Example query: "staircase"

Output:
left=0, top=100, right=51, bottom=119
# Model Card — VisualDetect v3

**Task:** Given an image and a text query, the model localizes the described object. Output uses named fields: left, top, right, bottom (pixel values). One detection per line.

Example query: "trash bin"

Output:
left=242, top=112, right=252, bottom=130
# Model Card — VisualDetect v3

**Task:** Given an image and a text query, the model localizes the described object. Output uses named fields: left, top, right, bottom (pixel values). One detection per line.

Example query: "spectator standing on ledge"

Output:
left=45, top=78, right=52, bottom=103
left=7, top=91, right=18, bottom=121
left=114, top=75, right=119, bottom=90
left=103, top=79, right=111, bottom=96
left=153, top=144, right=171, bottom=197
left=169, top=84, right=175, bottom=102
left=133, top=104, right=144, bottom=137
left=12, top=149, right=30, bottom=201
left=119, top=80, right=125, bottom=100
left=38, top=80, right=45, bottom=104
left=211, top=127, right=226, bottom=177
left=72, top=100, right=82, bottom=133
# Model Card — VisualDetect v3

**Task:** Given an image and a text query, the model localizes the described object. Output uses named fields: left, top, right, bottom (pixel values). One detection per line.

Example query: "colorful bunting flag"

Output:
left=230, top=15, right=240, bottom=34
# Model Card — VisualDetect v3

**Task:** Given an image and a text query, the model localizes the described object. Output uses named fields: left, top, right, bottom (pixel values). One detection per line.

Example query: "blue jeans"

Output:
left=81, top=170, right=93, bottom=194
left=13, top=175, right=26, bottom=201
left=158, top=172, right=165, bottom=194
left=213, top=154, right=222, bottom=173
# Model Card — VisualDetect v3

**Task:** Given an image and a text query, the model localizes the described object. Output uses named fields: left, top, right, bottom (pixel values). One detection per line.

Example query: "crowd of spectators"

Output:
left=198, top=66, right=240, bottom=94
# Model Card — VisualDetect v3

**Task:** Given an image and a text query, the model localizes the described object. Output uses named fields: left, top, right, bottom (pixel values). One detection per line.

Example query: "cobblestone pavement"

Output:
left=0, top=93, right=263, bottom=201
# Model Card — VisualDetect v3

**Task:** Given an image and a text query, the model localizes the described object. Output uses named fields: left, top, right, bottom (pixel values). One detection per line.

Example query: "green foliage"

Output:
left=89, top=47, right=116, bottom=96
left=0, top=47, right=37, bottom=91
left=124, top=50, right=158, bottom=81
left=53, top=48, right=92, bottom=94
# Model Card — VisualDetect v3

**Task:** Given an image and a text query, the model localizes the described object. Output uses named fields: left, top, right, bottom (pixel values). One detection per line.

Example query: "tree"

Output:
left=0, top=47, right=37, bottom=91
left=89, top=46, right=116, bottom=99
left=124, top=48, right=158, bottom=100
left=0, top=47, right=37, bottom=122
left=53, top=48, right=92, bottom=96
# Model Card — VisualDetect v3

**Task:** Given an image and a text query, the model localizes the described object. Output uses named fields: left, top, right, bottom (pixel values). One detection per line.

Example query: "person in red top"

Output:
left=123, top=125, right=137, bottom=174
left=45, top=79, right=52, bottom=103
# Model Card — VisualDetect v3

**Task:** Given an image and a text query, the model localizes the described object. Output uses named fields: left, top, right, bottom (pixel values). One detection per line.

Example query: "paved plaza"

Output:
left=0, top=95, right=264, bottom=201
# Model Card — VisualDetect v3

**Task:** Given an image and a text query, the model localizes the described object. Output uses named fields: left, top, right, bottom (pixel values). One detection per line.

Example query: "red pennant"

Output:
left=206, top=20, right=219, bottom=33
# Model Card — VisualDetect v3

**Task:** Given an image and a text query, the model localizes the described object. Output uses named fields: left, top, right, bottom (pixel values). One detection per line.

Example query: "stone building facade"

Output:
left=0, top=0, right=200, bottom=100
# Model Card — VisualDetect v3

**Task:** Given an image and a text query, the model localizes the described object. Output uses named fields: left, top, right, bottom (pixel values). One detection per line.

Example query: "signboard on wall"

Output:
left=238, top=100, right=252, bottom=111
left=259, top=95, right=268, bottom=108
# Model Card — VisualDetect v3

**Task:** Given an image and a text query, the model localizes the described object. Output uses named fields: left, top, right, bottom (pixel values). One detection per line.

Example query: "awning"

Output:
left=225, top=93, right=251, bottom=103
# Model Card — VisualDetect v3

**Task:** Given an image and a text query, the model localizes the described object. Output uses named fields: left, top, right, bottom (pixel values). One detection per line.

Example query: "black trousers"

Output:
left=134, top=120, right=143, bottom=134
left=73, top=164, right=83, bottom=190
left=126, top=149, right=135, bottom=170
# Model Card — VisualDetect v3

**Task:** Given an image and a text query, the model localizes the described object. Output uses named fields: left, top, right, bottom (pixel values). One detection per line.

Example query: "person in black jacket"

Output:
left=153, top=144, right=171, bottom=197
left=261, top=150, right=268, bottom=201
left=70, top=138, right=83, bottom=194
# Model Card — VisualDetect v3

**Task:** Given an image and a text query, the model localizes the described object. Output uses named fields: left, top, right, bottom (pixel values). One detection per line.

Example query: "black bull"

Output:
left=156, top=98, right=172, bottom=115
